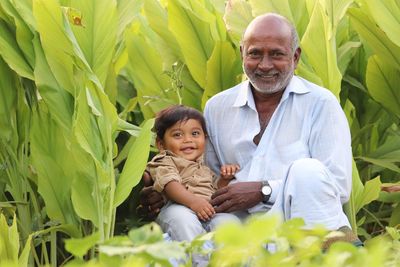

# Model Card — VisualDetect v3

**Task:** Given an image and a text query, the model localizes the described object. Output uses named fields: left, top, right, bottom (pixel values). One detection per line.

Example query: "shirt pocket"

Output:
left=276, top=140, right=309, bottom=163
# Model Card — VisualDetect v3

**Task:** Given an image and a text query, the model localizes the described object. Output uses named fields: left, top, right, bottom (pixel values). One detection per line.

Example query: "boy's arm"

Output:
left=217, top=178, right=232, bottom=188
left=164, top=181, right=215, bottom=221
left=217, top=164, right=240, bottom=188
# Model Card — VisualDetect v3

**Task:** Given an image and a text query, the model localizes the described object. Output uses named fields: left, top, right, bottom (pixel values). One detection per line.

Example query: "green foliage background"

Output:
left=0, top=0, right=400, bottom=266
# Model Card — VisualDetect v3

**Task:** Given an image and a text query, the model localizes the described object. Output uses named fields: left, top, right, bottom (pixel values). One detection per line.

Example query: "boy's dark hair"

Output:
left=154, top=105, right=207, bottom=140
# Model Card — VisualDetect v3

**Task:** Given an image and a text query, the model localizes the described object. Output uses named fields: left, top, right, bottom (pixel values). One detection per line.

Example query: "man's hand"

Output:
left=136, top=171, right=165, bottom=220
left=210, top=181, right=263, bottom=213
left=189, top=197, right=215, bottom=221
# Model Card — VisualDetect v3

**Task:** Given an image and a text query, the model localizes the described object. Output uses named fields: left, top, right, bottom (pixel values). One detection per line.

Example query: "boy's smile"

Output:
left=158, top=119, right=206, bottom=161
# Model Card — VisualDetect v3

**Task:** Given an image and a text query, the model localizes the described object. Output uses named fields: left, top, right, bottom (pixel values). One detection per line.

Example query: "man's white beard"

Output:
left=244, top=65, right=294, bottom=94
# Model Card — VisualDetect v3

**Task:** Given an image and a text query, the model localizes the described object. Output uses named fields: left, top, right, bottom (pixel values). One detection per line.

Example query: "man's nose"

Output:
left=258, top=55, right=273, bottom=70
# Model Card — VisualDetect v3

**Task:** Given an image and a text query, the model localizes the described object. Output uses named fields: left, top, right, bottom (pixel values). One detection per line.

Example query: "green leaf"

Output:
left=249, top=0, right=294, bottom=21
left=348, top=7, right=400, bottom=70
left=128, top=222, right=163, bottom=245
left=389, top=204, right=400, bottom=227
left=224, top=0, right=253, bottom=45
left=354, top=176, right=382, bottom=213
left=18, top=234, right=32, bottom=267
left=33, top=0, right=75, bottom=93
left=362, top=0, right=400, bottom=47
left=68, top=0, right=118, bottom=86
left=114, top=118, right=154, bottom=207
left=0, top=20, right=33, bottom=79
left=30, top=105, right=79, bottom=226
left=319, top=0, right=353, bottom=33
left=1, top=0, right=35, bottom=67
left=0, top=214, right=18, bottom=262
left=168, top=0, right=215, bottom=88
left=143, top=0, right=182, bottom=60
left=301, top=2, right=342, bottom=97
left=116, top=0, right=143, bottom=41
left=202, top=41, right=241, bottom=108
left=344, top=160, right=364, bottom=233
left=65, top=232, right=101, bottom=259
left=124, top=27, right=176, bottom=119
left=366, top=55, right=400, bottom=118
left=358, top=157, right=400, bottom=173
left=0, top=58, right=17, bottom=142
left=33, top=36, right=74, bottom=130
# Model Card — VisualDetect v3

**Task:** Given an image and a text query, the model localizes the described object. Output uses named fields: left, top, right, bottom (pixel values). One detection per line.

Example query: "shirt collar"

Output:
left=232, top=75, right=310, bottom=108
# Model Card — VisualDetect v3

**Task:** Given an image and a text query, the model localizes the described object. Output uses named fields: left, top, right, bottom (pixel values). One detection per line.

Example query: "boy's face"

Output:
left=157, top=119, right=206, bottom=161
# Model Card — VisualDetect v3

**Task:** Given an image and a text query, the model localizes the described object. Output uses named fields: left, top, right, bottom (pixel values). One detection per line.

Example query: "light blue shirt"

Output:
left=204, top=75, right=352, bottom=213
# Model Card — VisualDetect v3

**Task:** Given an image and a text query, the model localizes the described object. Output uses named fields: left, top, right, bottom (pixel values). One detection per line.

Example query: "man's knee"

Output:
left=287, top=158, right=331, bottom=191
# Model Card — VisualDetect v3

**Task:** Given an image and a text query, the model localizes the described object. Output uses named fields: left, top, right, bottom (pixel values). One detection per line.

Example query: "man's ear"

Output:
left=293, top=47, right=301, bottom=68
left=156, top=138, right=164, bottom=151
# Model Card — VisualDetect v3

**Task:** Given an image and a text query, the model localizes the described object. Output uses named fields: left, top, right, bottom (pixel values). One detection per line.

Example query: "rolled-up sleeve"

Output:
left=147, top=158, right=181, bottom=193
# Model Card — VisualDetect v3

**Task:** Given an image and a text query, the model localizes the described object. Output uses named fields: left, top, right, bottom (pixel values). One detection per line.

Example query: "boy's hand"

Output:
left=189, top=197, right=215, bottom=221
left=220, top=164, right=240, bottom=180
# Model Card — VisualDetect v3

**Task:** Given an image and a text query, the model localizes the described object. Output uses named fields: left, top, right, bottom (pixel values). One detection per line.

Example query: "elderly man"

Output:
left=140, top=13, right=358, bottom=243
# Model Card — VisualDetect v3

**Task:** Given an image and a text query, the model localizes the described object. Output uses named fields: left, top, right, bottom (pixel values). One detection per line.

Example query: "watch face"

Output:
left=262, top=185, right=272, bottom=196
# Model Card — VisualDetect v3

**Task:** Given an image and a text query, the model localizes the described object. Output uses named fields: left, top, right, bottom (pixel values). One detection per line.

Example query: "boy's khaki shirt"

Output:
left=147, top=150, right=218, bottom=200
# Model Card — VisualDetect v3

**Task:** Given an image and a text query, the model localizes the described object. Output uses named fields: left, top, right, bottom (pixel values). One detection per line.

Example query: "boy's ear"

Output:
left=156, top=138, right=164, bottom=151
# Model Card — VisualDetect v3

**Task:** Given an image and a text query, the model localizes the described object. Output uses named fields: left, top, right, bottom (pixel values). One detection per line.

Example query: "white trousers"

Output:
left=270, top=158, right=350, bottom=230
left=156, top=202, right=240, bottom=241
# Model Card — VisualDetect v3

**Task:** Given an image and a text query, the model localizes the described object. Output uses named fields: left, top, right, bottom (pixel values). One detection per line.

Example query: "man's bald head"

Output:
left=242, top=13, right=299, bottom=54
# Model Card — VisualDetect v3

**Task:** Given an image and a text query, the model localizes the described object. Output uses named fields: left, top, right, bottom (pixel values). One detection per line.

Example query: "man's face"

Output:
left=241, top=20, right=300, bottom=94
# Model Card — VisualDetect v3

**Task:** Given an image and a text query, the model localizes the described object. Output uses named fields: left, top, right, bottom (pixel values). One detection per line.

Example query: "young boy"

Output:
left=147, top=105, right=240, bottom=241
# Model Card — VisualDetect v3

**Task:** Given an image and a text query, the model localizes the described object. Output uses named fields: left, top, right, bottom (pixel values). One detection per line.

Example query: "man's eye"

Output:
left=271, top=51, right=285, bottom=57
left=247, top=51, right=262, bottom=59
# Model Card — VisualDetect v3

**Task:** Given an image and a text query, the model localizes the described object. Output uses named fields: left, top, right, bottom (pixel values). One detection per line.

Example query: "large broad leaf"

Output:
left=114, top=118, right=154, bottom=207
left=319, top=0, right=353, bottom=33
left=1, top=0, right=35, bottom=67
left=224, top=0, right=253, bottom=45
left=143, top=0, right=182, bottom=61
left=125, top=26, right=176, bottom=119
left=249, top=0, right=294, bottom=21
left=0, top=58, right=17, bottom=143
left=116, top=0, right=143, bottom=41
left=354, top=176, right=382, bottom=214
left=65, top=232, right=100, bottom=259
left=33, top=36, right=74, bottom=130
left=168, top=0, right=215, bottom=88
left=301, top=2, right=342, bottom=97
left=202, top=41, right=241, bottom=108
left=0, top=214, right=18, bottom=262
left=0, top=20, right=33, bottom=80
left=358, top=157, right=400, bottom=174
left=289, top=0, right=309, bottom=38
left=362, top=0, right=400, bottom=47
left=68, top=0, right=118, bottom=87
left=9, top=0, right=36, bottom=31
left=33, top=0, right=75, bottom=93
left=366, top=55, right=400, bottom=118
left=343, top=159, right=364, bottom=233
left=348, top=7, right=400, bottom=70
left=30, top=105, right=79, bottom=227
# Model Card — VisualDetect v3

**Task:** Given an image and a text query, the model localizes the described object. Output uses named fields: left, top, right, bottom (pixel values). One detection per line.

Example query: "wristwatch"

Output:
left=261, top=180, right=272, bottom=204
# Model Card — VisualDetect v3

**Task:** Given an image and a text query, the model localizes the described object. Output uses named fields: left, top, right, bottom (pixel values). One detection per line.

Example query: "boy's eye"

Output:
left=192, top=130, right=203, bottom=137
left=172, top=132, right=183, bottom=138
